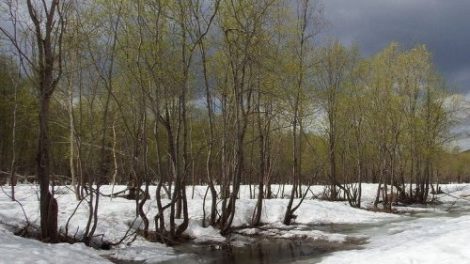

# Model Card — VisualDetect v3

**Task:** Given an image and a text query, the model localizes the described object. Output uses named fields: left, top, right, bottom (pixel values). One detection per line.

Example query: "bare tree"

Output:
left=0, top=0, right=69, bottom=242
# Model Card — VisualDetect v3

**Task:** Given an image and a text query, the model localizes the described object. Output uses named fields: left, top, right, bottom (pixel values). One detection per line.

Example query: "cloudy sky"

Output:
left=321, top=0, right=470, bottom=94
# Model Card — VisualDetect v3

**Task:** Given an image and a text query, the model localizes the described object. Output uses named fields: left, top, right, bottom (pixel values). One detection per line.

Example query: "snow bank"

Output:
left=320, top=215, right=470, bottom=264
left=236, top=225, right=351, bottom=243
left=0, top=226, right=111, bottom=264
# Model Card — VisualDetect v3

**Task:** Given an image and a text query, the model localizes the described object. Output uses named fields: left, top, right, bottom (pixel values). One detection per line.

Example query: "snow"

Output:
left=107, top=245, right=180, bottom=263
left=320, top=215, right=470, bottom=264
left=185, top=218, right=225, bottom=243
left=1, top=183, right=470, bottom=263
left=235, top=225, right=352, bottom=243
left=0, top=225, right=111, bottom=264
left=319, top=184, right=470, bottom=264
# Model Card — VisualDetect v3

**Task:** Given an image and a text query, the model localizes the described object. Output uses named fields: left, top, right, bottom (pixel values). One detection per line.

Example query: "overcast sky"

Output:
left=321, top=0, right=470, bottom=94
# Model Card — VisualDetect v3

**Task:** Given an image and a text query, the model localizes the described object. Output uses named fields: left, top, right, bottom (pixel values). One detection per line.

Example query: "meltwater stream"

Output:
left=164, top=232, right=367, bottom=264
left=107, top=202, right=470, bottom=264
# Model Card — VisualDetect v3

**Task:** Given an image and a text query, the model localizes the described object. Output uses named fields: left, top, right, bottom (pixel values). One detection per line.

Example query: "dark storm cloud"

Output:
left=321, top=0, right=470, bottom=93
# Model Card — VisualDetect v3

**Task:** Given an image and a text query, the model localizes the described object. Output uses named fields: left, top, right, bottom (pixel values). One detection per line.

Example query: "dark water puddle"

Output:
left=106, top=257, right=145, bottom=264
left=163, top=236, right=363, bottom=264
left=105, top=232, right=366, bottom=264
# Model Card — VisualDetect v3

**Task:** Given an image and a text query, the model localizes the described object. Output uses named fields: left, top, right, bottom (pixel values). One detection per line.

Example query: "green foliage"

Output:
left=0, top=0, right=463, bottom=186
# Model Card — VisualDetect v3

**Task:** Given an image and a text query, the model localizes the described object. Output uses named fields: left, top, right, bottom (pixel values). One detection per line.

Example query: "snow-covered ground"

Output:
left=318, top=184, right=470, bottom=264
left=0, top=183, right=469, bottom=263
left=0, top=224, right=111, bottom=264
left=318, top=214, right=470, bottom=264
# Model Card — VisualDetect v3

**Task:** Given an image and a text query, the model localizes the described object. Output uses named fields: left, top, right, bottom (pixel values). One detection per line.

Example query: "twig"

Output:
left=0, top=185, right=31, bottom=226
left=64, top=193, right=90, bottom=237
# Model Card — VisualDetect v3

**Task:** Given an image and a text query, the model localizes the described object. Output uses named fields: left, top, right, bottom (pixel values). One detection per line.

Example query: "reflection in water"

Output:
left=163, top=235, right=362, bottom=264
left=221, top=239, right=326, bottom=263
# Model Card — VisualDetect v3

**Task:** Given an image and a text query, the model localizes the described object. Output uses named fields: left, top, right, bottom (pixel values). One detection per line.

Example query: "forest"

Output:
left=0, top=1, right=469, bottom=263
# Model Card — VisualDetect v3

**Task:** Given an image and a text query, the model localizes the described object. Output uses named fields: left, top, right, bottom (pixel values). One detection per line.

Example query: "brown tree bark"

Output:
left=25, top=0, right=67, bottom=242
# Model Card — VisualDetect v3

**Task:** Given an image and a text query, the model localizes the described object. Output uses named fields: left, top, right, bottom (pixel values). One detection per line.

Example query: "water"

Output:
left=163, top=235, right=364, bottom=264
left=107, top=203, right=470, bottom=264
left=106, top=231, right=365, bottom=264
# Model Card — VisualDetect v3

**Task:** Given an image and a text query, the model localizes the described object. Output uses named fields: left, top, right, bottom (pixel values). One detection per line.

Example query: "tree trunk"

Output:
left=38, top=95, right=58, bottom=242
left=10, top=78, right=18, bottom=201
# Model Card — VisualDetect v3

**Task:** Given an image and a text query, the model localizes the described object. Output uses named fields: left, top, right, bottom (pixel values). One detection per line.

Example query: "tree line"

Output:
left=0, top=0, right=462, bottom=243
